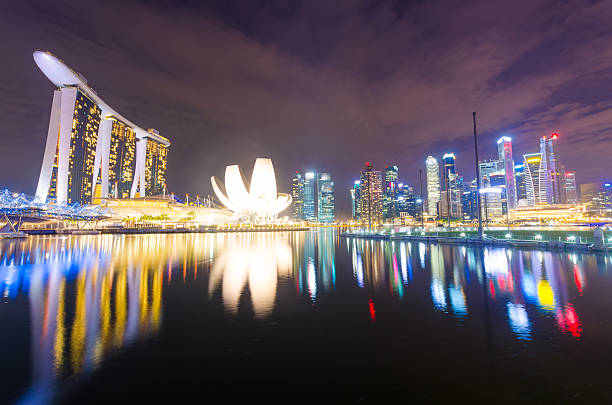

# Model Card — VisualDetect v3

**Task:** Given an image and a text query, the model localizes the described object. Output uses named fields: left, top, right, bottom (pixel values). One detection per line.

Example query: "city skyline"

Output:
left=1, top=1, right=612, bottom=217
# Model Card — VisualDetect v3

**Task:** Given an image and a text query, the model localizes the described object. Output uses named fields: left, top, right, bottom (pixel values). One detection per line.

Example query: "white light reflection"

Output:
left=507, top=302, right=532, bottom=340
left=208, top=236, right=292, bottom=317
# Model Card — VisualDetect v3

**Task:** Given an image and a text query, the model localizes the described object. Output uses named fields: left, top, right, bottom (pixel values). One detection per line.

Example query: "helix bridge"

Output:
left=0, top=188, right=110, bottom=233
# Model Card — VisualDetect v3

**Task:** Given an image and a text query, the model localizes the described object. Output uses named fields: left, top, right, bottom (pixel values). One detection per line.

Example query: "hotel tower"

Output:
left=33, top=51, right=170, bottom=205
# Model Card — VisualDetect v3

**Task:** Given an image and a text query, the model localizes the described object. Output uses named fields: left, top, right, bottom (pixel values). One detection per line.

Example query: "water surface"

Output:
left=1, top=231, right=612, bottom=404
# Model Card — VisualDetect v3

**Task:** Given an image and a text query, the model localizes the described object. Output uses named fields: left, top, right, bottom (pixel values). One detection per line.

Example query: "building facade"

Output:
left=425, top=156, right=440, bottom=216
left=383, top=165, right=399, bottom=221
left=359, top=162, right=383, bottom=226
left=351, top=180, right=361, bottom=220
left=564, top=171, right=578, bottom=204
left=497, top=136, right=517, bottom=209
left=523, top=153, right=547, bottom=206
left=317, top=173, right=335, bottom=223
left=540, top=134, right=565, bottom=204
left=291, top=171, right=305, bottom=220
left=303, top=172, right=317, bottom=221
left=514, top=163, right=528, bottom=205
left=34, top=51, right=170, bottom=205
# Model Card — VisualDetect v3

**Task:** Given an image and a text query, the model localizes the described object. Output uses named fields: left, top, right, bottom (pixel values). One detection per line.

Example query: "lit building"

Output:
left=580, top=182, right=612, bottom=215
left=480, top=187, right=504, bottom=221
left=540, top=134, right=565, bottom=204
left=514, top=163, right=528, bottom=205
left=303, top=172, right=317, bottom=221
left=383, top=165, right=399, bottom=220
left=359, top=162, right=383, bottom=226
left=350, top=180, right=361, bottom=220
left=425, top=156, right=440, bottom=216
left=461, top=180, right=478, bottom=220
left=523, top=153, right=547, bottom=206
left=497, top=136, right=517, bottom=209
left=291, top=171, right=305, bottom=220
left=317, top=173, right=335, bottom=223
left=34, top=51, right=170, bottom=204
left=211, top=158, right=292, bottom=220
left=564, top=171, right=578, bottom=204
left=442, top=153, right=456, bottom=189
left=479, top=159, right=502, bottom=187
left=106, top=118, right=136, bottom=199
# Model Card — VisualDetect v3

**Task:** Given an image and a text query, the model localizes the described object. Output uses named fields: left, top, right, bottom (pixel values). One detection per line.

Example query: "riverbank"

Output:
left=341, top=232, right=610, bottom=252
left=21, top=226, right=310, bottom=236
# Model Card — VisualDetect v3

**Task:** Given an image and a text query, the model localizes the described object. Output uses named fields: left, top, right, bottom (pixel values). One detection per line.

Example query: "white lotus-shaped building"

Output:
left=211, top=158, right=291, bottom=219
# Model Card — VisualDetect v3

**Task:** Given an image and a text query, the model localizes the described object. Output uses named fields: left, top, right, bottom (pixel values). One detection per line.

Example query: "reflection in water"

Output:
left=345, top=238, right=611, bottom=342
left=1, top=231, right=611, bottom=404
left=208, top=233, right=292, bottom=317
left=0, top=235, right=191, bottom=404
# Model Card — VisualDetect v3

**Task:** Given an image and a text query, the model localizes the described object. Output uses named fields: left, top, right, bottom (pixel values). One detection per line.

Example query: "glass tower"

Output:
left=291, top=171, right=305, bottom=220
left=317, top=173, right=335, bottom=223
left=564, top=171, right=578, bottom=204
left=383, top=165, right=399, bottom=220
left=425, top=156, right=440, bottom=216
left=351, top=180, right=361, bottom=220
left=514, top=163, right=528, bottom=204
left=359, top=162, right=383, bottom=226
left=303, top=172, right=317, bottom=221
left=523, top=153, right=547, bottom=206
left=497, top=136, right=517, bottom=209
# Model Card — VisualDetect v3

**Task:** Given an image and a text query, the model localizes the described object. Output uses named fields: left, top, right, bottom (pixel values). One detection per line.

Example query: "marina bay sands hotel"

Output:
left=33, top=51, right=170, bottom=205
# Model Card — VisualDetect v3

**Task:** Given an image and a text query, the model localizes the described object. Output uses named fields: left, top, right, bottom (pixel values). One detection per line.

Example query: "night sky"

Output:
left=1, top=0, right=611, bottom=217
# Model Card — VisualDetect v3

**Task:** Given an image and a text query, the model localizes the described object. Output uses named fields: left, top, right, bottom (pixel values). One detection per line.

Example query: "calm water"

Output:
left=1, top=231, right=612, bottom=404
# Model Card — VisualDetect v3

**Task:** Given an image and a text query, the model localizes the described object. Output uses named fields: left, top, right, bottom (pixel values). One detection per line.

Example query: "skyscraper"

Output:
left=442, top=153, right=456, bottom=188
left=523, top=153, right=547, bottom=205
left=359, top=162, right=383, bottom=226
left=383, top=165, right=399, bottom=220
left=425, top=156, right=440, bottom=216
left=514, top=163, right=527, bottom=204
left=351, top=180, right=361, bottom=220
left=34, top=51, right=170, bottom=205
left=291, top=171, right=305, bottom=220
left=497, top=136, right=517, bottom=209
left=106, top=118, right=137, bottom=199
left=564, top=171, right=578, bottom=204
left=303, top=172, right=317, bottom=221
left=317, top=173, right=335, bottom=223
left=479, top=159, right=502, bottom=187
left=540, top=134, right=565, bottom=204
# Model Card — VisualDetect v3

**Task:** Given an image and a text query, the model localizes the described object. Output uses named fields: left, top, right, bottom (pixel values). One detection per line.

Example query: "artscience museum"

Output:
left=211, top=158, right=292, bottom=221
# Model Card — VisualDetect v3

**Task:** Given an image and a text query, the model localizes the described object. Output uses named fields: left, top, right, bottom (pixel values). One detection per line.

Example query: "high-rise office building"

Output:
left=479, top=159, right=502, bottom=187
left=497, top=136, right=517, bottom=209
left=351, top=180, right=361, bottom=220
left=359, top=162, right=383, bottom=226
left=581, top=182, right=612, bottom=215
left=442, top=153, right=456, bottom=189
left=514, top=163, right=528, bottom=204
left=106, top=118, right=137, bottom=199
left=34, top=51, right=170, bottom=204
left=461, top=180, right=478, bottom=220
left=383, top=165, right=399, bottom=220
left=425, top=156, right=440, bottom=216
left=540, top=134, right=565, bottom=204
left=291, top=171, right=305, bottom=220
left=564, top=171, right=578, bottom=204
left=317, top=173, right=335, bottom=223
left=303, top=172, right=317, bottom=221
left=523, top=153, right=547, bottom=206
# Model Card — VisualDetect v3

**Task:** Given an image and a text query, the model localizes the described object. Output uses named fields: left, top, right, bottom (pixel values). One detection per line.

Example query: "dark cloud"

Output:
left=0, top=0, right=611, bottom=217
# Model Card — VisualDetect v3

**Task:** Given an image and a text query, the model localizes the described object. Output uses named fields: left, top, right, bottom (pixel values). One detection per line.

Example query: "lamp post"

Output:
left=419, top=169, right=424, bottom=229
left=473, top=112, right=483, bottom=240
